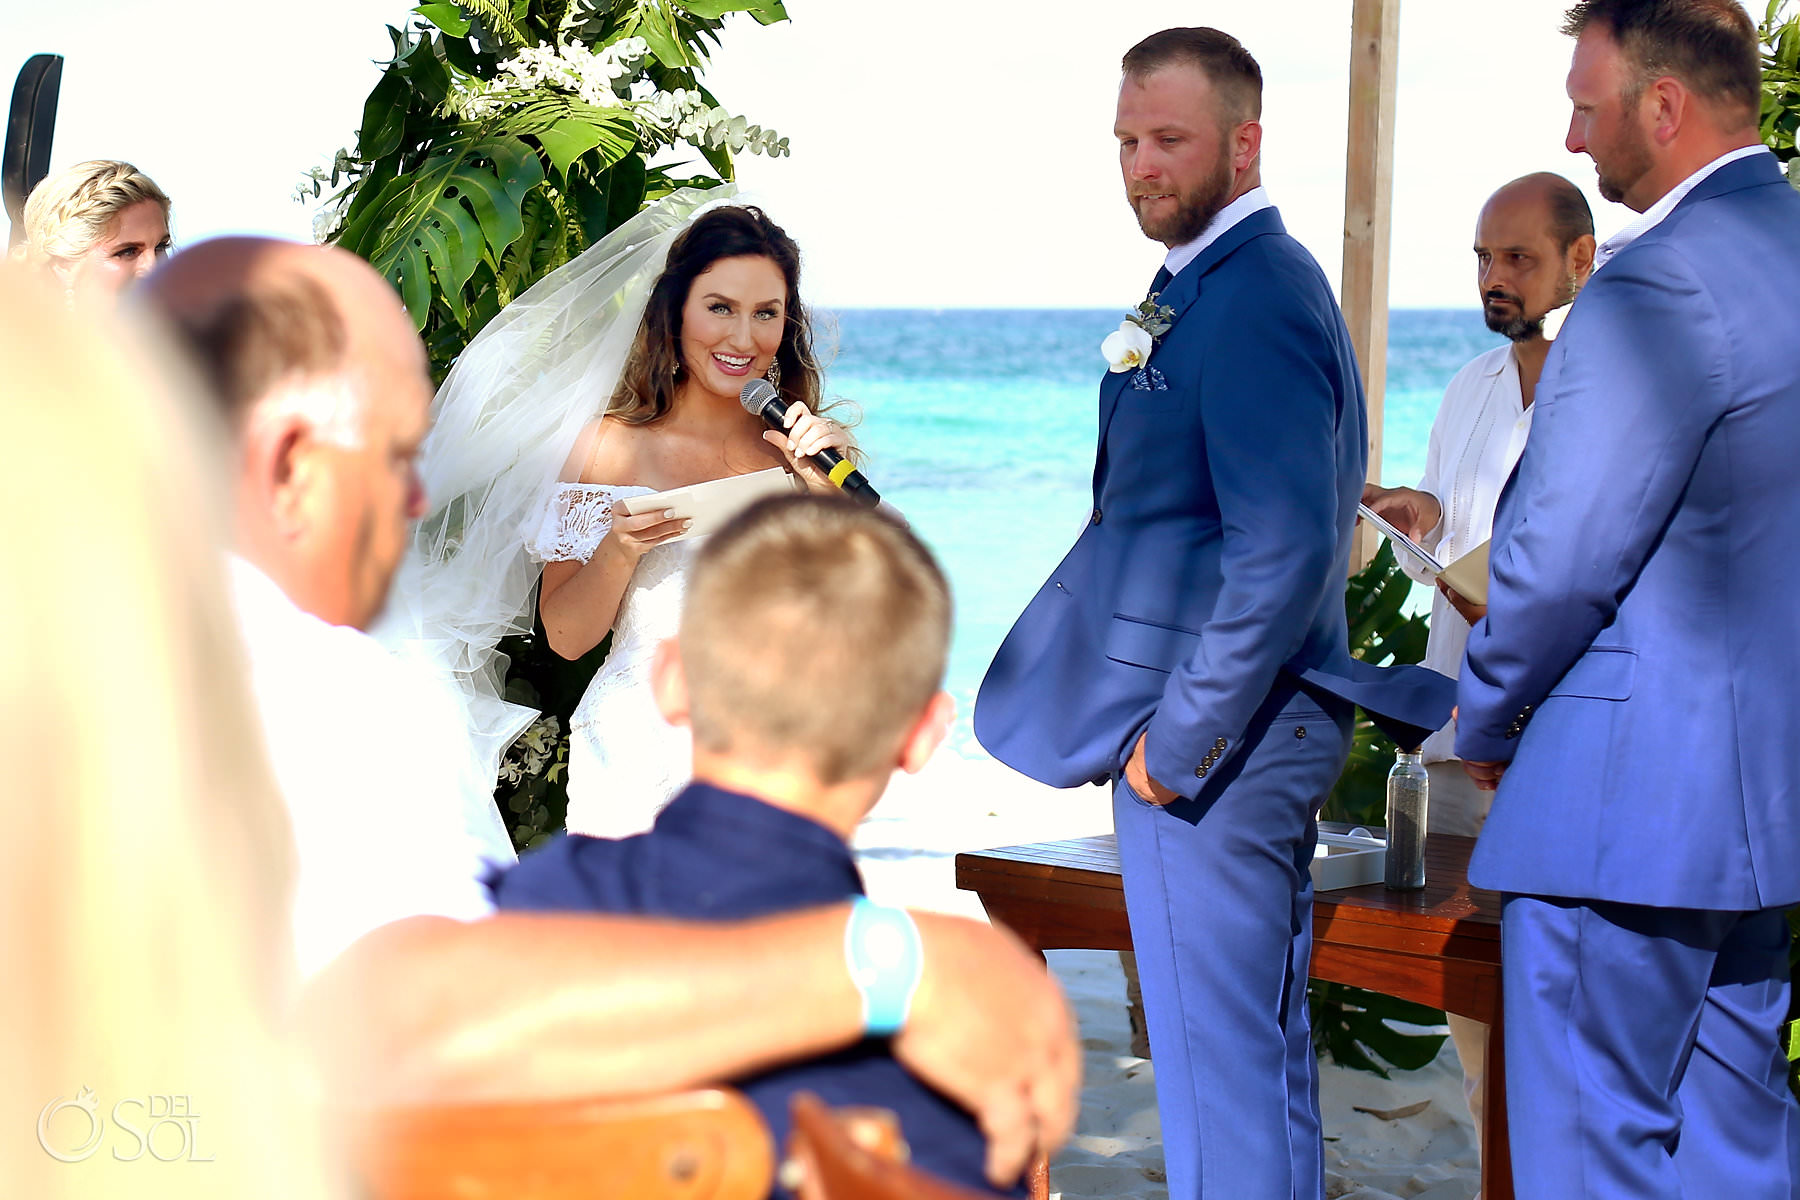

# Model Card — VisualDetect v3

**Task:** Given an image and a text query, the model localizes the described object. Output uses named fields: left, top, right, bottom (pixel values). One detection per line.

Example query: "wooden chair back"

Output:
left=355, top=1087, right=773, bottom=1200
left=781, top=1092, right=1006, bottom=1200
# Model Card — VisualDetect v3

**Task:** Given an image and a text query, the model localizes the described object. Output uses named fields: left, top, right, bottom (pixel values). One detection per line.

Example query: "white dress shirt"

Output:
left=232, top=558, right=500, bottom=979
left=1593, top=144, right=1774, bottom=271
left=1403, top=345, right=1532, bottom=763
left=1162, top=186, right=1273, bottom=278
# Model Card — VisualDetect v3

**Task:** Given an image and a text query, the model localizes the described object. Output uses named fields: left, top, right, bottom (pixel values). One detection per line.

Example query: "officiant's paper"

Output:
left=1436, top=540, right=1490, bottom=606
left=1358, top=503, right=1490, bottom=606
left=619, top=468, right=799, bottom=542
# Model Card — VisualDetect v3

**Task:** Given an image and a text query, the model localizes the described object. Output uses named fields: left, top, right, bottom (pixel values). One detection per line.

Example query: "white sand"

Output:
left=853, top=749, right=1482, bottom=1200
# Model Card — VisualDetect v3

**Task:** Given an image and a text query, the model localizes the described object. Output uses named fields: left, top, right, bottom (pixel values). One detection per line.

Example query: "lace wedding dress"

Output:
left=527, top=482, right=698, bottom=838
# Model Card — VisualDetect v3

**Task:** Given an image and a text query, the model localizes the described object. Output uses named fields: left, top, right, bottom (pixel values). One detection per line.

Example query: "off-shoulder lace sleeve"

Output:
left=525, top=484, right=651, bottom=563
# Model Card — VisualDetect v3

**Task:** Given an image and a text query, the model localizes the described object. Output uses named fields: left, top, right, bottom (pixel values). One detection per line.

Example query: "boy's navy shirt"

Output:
left=487, top=781, right=1015, bottom=1199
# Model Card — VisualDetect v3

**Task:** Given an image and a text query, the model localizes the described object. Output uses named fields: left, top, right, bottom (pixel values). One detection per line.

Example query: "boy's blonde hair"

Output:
left=16, top=159, right=171, bottom=265
left=681, top=496, right=951, bottom=785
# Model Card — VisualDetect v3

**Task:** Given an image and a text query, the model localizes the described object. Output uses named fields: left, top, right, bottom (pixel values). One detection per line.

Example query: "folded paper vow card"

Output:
left=1358, top=503, right=1490, bottom=606
left=618, top=468, right=800, bottom=542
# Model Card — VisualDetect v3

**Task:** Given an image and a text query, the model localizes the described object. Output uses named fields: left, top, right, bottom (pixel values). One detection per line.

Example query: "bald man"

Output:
left=143, top=239, right=1079, bottom=1189
left=1361, top=172, right=1594, bottom=1143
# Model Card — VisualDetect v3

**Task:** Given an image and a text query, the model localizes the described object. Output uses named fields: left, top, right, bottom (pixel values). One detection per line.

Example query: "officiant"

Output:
left=1359, top=171, right=1592, bottom=1151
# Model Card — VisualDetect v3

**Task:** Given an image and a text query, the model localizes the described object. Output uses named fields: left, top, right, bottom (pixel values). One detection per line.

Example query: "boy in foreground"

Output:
left=490, top=494, right=1026, bottom=1197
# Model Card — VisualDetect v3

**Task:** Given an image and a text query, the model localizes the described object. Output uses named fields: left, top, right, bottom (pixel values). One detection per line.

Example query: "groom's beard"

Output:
left=1131, top=144, right=1235, bottom=247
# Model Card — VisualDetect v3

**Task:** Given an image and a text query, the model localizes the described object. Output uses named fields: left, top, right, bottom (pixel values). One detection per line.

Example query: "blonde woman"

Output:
left=0, top=267, right=331, bottom=1199
left=13, top=159, right=172, bottom=301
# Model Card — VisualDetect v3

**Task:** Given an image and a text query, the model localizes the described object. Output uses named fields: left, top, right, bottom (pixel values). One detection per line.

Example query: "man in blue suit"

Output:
left=975, top=27, right=1452, bottom=1199
left=1456, top=2, right=1800, bottom=1196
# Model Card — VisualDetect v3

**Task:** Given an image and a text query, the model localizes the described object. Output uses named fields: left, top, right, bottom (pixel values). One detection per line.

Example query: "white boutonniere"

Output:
left=1101, top=293, right=1178, bottom=373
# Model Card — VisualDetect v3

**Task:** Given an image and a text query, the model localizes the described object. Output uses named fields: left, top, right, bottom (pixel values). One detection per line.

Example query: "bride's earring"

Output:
left=764, top=358, right=781, bottom=391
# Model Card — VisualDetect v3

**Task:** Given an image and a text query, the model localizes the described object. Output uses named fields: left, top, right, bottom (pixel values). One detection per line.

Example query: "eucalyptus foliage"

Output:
left=307, top=0, right=790, bottom=377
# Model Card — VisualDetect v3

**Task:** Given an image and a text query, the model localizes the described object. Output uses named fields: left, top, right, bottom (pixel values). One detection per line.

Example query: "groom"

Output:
left=977, top=27, right=1451, bottom=1199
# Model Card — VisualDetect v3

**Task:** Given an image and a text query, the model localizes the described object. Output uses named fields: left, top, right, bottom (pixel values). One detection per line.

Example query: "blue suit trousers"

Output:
left=1501, top=896, right=1799, bottom=1199
left=1112, top=688, right=1351, bottom=1199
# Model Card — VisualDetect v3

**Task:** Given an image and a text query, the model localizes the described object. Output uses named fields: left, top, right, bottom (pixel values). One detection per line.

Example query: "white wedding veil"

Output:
left=375, top=184, right=738, bottom=853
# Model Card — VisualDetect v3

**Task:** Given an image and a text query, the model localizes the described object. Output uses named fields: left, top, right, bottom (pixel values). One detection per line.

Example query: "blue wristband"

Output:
left=844, top=897, right=923, bottom=1037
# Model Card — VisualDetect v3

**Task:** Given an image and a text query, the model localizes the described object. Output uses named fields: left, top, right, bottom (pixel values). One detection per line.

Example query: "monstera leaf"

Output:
left=334, top=96, right=635, bottom=328
left=336, top=137, right=545, bottom=326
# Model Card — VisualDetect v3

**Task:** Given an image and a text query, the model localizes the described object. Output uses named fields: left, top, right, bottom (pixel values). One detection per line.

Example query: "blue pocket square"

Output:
left=1131, top=366, right=1168, bottom=392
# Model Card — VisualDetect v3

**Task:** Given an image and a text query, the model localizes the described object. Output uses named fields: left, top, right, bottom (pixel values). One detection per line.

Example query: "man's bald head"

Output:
left=145, top=238, right=424, bottom=436
left=1482, top=172, right=1595, bottom=254
left=145, top=238, right=431, bottom=630
left=1473, top=173, right=1596, bottom=343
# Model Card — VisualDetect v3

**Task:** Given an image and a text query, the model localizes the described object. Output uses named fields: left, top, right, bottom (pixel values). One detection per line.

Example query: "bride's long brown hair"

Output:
left=608, top=204, right=825, bottom=425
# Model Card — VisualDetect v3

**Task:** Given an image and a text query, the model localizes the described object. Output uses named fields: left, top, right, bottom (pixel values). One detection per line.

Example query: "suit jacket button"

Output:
left=1295, top=726, right=1307, bottom=740
left=1214, top=737, right=1227, bottom=750
left=1194, top=766, right=1207, bottom=778
left=1090, top=508, right=1103, bottom=525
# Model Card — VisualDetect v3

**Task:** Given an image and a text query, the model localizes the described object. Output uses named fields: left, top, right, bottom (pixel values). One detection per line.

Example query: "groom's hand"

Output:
left=1125, top=733, right=1180, bottom=806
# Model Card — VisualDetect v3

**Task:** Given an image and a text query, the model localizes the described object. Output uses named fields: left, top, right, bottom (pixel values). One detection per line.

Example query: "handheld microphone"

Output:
left=740, top=378, right=881, bottom=508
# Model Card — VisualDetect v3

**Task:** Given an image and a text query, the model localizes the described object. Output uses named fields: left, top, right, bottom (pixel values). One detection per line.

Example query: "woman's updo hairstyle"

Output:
left=14, top=159, right=171, bottom=267
left=608, top=203, right=823, bottom=425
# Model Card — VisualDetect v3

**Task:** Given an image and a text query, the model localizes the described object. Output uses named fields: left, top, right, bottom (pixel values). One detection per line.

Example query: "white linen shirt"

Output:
left=1404, top=345, right=1532, bottom=763
left=1162, top=186, right=1273, bottom=278
left=232, top=558, right=499, bottom=979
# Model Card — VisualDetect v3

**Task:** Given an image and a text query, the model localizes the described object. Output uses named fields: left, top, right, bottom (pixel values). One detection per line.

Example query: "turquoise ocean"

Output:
left=821, top=309, right=1506, bottom=755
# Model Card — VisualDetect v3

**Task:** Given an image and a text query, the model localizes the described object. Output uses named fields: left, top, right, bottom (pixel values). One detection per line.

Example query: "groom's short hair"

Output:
left=1123, top=27, right=1263, bottom=127
left=680, top=496, right=950, bottom=785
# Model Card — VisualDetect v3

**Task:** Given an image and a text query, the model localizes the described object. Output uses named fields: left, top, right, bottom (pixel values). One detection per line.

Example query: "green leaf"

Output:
left=674, top=0, right=788, bottom=21
left=355, top=135, right=544, bottom=329
left=1309, top=981, right=1447, bottom=1079
left=604, top=153, right=650, bottom=231
left=358, top=70, right=410, bottom=160
left=536, top=121, right=612, bottom=178
left=391, top=239, right=433, bottom=327
left=636, top=3, right=693, bottom=67
left=414, top=1, right=471, bottom=36
left=460, top=0, right=531, bottom=46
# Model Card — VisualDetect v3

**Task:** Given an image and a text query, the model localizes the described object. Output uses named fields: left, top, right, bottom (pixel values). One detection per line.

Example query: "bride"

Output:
left=380, top=188, right=860, bottom=843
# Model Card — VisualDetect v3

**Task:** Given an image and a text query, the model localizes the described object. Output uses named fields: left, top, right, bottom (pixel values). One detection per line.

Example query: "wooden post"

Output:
left=1342, top=0, right=1401, bottom=572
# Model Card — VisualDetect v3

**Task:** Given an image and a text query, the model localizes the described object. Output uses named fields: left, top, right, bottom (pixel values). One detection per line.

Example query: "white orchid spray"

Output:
left=1102, top=293, right=1177, bottom=373
left=446, top=37, right=649, bottom=119
left=442, top=38, right=788, bottom=160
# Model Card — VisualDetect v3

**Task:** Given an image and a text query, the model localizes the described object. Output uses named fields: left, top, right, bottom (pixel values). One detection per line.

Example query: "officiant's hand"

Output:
left=1436, top=578, right=1487, bottom=625
left=606, top=501, right=690, bottom=561
left=764, top=402, right=857, bottom=493
left=1361, top=483, right=1443, bottom=542
left=1463, top=759, right=1507, bottom=791
left=1125, top=733, right=1180, bottom=806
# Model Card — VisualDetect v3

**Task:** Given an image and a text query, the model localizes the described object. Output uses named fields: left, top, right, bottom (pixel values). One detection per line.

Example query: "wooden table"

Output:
left=955, top=832, right=1510, bottom=1200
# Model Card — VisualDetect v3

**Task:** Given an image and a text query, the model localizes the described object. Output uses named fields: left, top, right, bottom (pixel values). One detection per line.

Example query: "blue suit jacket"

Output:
left=1458, top=154, right=1800, bottom=910
left=976, top=207, right=1452, bottom=796
left=487, top=784, right=1015, bottom=1199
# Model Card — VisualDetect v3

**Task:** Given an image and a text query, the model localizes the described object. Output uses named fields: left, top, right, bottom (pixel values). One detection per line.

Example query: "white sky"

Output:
left=6, top=0, right=1640, bottom=308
